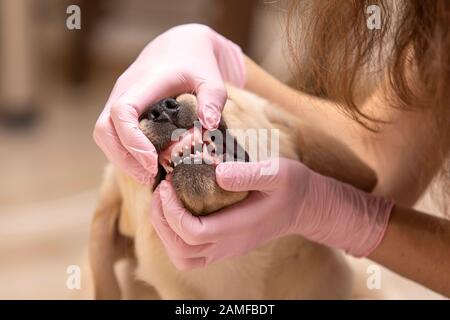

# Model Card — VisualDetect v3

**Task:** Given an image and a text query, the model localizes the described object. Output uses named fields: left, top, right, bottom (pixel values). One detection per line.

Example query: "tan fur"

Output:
left=88, top=86, right=377, bottom=299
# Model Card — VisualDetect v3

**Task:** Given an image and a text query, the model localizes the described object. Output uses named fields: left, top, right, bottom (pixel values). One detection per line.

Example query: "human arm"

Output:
left=369, top=206, right=450, bottom=296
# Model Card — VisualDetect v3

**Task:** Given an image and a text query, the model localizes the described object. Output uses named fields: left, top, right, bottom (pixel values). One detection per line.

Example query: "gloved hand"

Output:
left=93, top=24, right=246, bottom=184
left=151, top=158, right=394, bottom=270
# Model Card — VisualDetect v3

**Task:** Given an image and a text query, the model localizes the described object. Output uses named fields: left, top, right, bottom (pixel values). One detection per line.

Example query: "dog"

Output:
left=88, top=85, right=377, bottom=299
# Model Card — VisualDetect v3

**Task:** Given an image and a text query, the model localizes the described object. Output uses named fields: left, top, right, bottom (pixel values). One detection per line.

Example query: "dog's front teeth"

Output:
left=173, top=159, right=182, bottom=168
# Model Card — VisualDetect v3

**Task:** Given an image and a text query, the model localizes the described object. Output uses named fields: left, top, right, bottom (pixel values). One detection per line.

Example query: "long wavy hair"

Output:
left=285, top=0, right=450, bottom=214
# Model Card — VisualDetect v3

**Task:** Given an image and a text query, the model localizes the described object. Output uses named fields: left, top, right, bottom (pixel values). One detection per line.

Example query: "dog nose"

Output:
left=146, top=98, right=180, bottom=123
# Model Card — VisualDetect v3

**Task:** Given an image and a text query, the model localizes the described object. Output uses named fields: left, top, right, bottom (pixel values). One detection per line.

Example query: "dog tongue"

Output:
left=158, top=126, right=220, bottom=173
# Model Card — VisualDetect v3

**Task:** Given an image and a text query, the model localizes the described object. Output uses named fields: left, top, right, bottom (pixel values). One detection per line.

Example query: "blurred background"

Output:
left=0, top=0, right=444, bottom=299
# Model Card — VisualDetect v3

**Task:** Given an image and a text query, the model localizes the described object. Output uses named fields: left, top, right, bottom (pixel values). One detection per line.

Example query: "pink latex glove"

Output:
left=93, top=24, right=245, bottom=184
left=151, top=158, right=394, bottom=270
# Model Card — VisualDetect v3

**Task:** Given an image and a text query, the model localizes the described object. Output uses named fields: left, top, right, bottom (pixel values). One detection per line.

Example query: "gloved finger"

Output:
left=213, top=33, right=246, bottom=87
left=215, top=159, right=281, bottom=192
left=151, top=185, right=213, bottom=258
left=158, top=180, right=220, bottom=245
left=93, top=112, right=153, bottom=184
left=152, top=204, right=208, bottom=269
left=158, top=180, right=274, bottom=243
left=195, top=75, right=227, bottom=130
left=110, top=73, right=190, bottom=175
left=189, top=191, right=275, bottom=238
left=169, top=256, right=207, bottom=271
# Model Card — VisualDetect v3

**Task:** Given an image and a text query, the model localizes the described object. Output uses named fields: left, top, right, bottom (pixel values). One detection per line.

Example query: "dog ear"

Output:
left=89, top=168, right=133, bottom=299
left=296, top=123, right=377, bottom=192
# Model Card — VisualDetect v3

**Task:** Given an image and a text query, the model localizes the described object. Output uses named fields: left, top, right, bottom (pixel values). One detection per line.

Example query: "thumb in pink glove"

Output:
left=151, top=158, right=394, bottom=270
left=93, top=24, right=245, bottom=184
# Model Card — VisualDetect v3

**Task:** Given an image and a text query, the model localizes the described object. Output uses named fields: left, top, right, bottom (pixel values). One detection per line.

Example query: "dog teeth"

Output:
left=168, top=135, right=225, bottom=168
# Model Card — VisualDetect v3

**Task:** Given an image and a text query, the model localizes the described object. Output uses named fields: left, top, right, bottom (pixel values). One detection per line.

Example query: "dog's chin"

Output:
left=172, top=163, right=225, bottom=215
left=153, top=145, right=248, bottom=216
left=150, top=129, right=249, bottom=216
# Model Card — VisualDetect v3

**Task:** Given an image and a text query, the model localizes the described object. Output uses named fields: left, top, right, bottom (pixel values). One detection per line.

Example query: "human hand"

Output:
left=151, top=158, right=394, bottom=269
left=93, top=24, right=245, bottom=184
